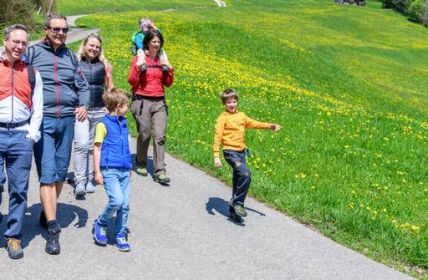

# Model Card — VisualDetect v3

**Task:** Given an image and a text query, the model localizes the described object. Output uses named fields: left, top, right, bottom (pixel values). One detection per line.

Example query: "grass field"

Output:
left=61, top=0, right=428, bottom=277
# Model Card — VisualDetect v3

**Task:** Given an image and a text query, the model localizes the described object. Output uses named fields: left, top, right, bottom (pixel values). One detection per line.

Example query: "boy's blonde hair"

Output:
left=103, top=88, right=129, bottom=112
left=220, top=88, right=239, bottom=104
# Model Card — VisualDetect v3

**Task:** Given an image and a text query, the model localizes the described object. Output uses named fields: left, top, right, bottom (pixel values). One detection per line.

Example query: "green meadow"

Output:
left=60, top=0, right=428, bottom=277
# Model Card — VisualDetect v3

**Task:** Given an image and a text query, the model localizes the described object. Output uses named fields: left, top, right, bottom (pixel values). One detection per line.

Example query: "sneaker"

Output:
left=6, top=238, right=23, bottom=259
left=39, top=210, right=47, bottom=229
left=233, top=204, right=247, bottom=217
left=229, top=212, right=244, bottom=224
left=135, top=166, right=148, bottom=176
left=115, top=232, right=131, bottom=252
left=155, top=170, right=170, bottom=184
left=86, top=181, right=95, bottom=193
left=92, top=219, right=107, bottom=245
left=45, top=227, right=61, bottom=255
left=75, top=182, right=85, bottom=198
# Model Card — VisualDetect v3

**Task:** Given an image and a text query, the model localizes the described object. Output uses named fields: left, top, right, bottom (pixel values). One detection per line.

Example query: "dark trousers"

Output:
left=0, top=131, right=33, bottom=239
left=223, top=150, right=251, bottom=213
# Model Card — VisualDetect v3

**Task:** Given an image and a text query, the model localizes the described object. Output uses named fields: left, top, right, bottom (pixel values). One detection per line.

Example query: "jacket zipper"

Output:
left=53, top=53, right=60, bottom=117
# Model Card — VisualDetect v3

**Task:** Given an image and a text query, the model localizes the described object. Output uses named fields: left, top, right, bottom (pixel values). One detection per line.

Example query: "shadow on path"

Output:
left=0, top=203, right=88, bottom=249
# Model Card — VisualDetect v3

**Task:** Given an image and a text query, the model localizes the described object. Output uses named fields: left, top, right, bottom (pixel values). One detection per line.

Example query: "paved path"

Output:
left=0, top=139, right=413, bottom=280
left=0, top=14, right=414, bottom=280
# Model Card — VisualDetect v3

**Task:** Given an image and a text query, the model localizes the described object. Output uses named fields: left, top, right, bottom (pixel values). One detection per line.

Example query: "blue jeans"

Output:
left=0, top=131, right=33, bottom=239
left=34, top=116, right=75, bottom=184
left=223, top=150, right=252, bottom=211
left=98, top=169, right=130, bottom=235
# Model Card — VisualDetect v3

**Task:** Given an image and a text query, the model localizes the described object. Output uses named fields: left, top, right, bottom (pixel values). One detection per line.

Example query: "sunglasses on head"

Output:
left=47, top=26, right=69, bottom=34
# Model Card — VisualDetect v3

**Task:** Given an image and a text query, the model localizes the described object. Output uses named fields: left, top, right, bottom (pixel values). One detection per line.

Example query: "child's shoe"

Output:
left=140, top=64, right=147, bottom=72
left=92, top=219, right=107, bottom=245
left=233, top=204, right=247, bottom=217
left=6, top=238, right=24, bottom=259
left=115, top=232, right=131, bottom=252
left=136, top=49, right=145, bottom=66
left=229, top=212, right=244, bottom=224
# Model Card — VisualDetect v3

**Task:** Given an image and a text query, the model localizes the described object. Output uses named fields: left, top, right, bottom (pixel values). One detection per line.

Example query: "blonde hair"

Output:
left=76, top=33, right=109, bottom=67
left=220, top=88, right=238, bottom=104
left=103, top=88, right=129, bottom=112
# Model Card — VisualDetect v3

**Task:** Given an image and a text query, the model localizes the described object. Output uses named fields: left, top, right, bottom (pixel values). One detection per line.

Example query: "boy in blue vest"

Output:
left=92, top=88, right=132, bottom=251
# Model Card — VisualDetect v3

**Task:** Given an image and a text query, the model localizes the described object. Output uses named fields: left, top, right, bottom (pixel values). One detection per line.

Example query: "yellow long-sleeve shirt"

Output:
left=213, top=111, right=271, bottom=158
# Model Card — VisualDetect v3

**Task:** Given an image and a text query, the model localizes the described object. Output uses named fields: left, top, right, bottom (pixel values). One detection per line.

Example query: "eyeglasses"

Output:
left=9, top=40, right=28, bottom=47
left=47, top=26, right=69, bottom=34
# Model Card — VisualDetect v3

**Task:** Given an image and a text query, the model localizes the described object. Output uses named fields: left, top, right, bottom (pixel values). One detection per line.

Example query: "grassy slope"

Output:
left=62, top=0, right=428, bottom=277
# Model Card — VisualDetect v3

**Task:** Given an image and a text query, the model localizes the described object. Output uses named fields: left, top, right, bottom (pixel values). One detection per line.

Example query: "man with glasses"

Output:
left=26, top=13, right=89, bottom=255
left=0, top=24, right=43, bottom=259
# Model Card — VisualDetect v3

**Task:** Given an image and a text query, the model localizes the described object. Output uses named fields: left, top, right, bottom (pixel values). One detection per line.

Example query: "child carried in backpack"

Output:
left=213, top=88, right=282, bottom=224
left=131, top=17, right=170, bottom=72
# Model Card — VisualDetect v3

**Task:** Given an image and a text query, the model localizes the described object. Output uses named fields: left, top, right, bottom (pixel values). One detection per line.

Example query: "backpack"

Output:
left=130, top=30, right=144, bottom=55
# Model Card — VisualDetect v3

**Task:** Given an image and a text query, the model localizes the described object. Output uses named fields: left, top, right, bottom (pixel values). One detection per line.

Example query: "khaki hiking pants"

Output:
left=131, top=97, right=167, bottom=173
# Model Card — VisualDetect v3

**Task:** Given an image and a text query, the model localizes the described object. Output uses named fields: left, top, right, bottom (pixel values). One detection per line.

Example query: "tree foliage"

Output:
left=380, top=0, right=428, bottom=26
left=0, top=0, right=57, bottom=32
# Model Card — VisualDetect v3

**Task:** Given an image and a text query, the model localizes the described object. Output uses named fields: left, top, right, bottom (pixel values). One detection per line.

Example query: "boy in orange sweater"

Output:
left=213, top=88, right=281, bottom=223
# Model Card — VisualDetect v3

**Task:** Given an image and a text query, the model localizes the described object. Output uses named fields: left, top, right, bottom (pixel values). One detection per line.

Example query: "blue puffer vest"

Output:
left=100, top=115, right=132, bottom=170
left=80, top=57, right=106, bottom=108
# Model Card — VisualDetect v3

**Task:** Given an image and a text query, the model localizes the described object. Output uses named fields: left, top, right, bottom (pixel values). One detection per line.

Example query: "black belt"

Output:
left=0, top=119, right=29, bottom=129
left=132, top=95, right=165, bottom=102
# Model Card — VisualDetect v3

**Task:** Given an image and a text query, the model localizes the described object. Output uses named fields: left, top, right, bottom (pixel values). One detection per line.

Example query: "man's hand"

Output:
left=214, top=157, right=222, bottom=168
left=75, top=106, right=88, bottom=122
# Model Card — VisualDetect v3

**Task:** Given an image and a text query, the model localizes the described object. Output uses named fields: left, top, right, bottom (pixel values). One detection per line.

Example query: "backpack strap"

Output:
left=26, top=45, right=35, bottom=65
left=27, top=64, right=36, bottom=97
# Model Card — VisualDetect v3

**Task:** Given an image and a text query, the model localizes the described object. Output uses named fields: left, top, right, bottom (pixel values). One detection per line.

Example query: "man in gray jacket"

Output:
left=27, top=13, right=89, bottom=255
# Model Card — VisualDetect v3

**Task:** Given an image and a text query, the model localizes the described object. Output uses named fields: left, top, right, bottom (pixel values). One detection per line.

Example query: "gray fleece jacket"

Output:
left=26, top=40, right=89, bottom=117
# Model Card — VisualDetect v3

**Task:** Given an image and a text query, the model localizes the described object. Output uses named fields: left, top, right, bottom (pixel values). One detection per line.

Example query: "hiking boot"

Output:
left=135, top=166, right=148, bottom=176
left=115, top=232, right=131, bottom=252
left=229, top=212, right=244, bottom=224
left=86, top=181, right=95, bottom=193
left=233, top=204, right=247, bottom=217
left=45, top=227, right=61, bottom=255
left=155, top=170, right=170, bottom=184
left=6, top=238, right=23, bottom=259
left=39, top=210, right=47, bottom=229
left=92, top=219, right=107, bottom=245
left=75, top=182, right=85, bottom=198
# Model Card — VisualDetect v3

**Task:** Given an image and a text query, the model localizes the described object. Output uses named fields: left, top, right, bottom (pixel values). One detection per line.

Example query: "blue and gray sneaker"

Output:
left=115, top=232, right=131, bottom=252
left=92, top=219, right=107, bottom=245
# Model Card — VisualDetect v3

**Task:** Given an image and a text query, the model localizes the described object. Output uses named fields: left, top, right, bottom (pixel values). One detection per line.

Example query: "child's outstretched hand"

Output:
left=270, top=124, right=282, bottom=132
left=214, top=157, right=222, bottom=168
left=94, top=171, right=103, bottom=185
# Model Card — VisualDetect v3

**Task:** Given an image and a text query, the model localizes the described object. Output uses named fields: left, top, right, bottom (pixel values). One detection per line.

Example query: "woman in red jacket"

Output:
left=128, top=28, right=174, bottom=184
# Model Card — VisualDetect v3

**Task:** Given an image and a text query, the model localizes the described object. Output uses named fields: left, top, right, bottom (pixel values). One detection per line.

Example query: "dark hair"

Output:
left=220, top=88, right=238, bottom=104
left=3, top=24, right=29, bottom=40
left=142, top=28, right=164, bottom=51
left=103, top=88, right=129, bottom=112
left=44, top=13, right=67, bottom=28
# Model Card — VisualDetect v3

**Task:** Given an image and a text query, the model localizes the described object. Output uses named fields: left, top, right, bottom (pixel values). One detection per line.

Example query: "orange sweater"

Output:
left=213, top=111, right=271, bottom=158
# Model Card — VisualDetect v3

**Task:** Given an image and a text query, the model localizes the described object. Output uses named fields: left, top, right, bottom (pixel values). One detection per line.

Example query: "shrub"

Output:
left=0, top=0, right=34, bottom=30
left=408, top=0, right=423, bottom=21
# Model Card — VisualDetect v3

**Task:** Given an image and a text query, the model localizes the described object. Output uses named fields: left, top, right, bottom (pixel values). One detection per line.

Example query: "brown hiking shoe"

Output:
left=7, top=238, right=23, bottom=259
